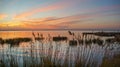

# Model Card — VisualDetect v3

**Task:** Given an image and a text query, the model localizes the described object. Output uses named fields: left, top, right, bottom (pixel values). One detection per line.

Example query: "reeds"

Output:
left=32, top=32, right=44, bottom=41
left=0, top=31, right=120, bottom=67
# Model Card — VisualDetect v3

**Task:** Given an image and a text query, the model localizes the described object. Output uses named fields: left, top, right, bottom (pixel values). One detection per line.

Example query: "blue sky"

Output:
left=0, top=0, right=120, bottom=30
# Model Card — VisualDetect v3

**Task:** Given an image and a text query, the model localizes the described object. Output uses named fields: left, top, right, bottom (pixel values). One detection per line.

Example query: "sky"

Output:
left=0, top=0, right=120, bottom=31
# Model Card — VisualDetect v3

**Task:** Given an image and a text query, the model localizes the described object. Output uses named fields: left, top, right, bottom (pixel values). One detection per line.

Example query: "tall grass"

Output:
left=0, top=31, right=120, bottom=67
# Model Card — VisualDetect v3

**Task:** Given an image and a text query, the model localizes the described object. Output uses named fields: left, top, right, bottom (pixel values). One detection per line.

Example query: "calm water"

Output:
left=0, top=31, right=120, bottom=67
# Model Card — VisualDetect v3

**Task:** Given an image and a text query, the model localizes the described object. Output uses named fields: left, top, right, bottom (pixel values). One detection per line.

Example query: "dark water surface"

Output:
left=0, top=31, right=120, bottom=67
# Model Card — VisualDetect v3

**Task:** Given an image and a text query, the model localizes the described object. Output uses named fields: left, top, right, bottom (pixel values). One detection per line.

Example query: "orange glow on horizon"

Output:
left=0, top=14, right=7, bottom=20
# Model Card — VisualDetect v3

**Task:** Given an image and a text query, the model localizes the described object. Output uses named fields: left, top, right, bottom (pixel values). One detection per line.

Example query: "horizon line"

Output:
left=0, top=29, right=120, bottom=31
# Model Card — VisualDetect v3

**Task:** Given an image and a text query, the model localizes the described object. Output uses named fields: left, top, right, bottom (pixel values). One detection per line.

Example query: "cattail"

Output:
left=32, top=32, right=35, bottom=37
left=68, top=31, right=75, bottom=36
left=37, top=33, right=40, bottom=37
left=68, top=31, right=73, bottom=35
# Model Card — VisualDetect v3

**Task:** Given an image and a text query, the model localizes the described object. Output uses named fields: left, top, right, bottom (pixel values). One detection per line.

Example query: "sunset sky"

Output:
left=0, top=0, right=120, bottom=30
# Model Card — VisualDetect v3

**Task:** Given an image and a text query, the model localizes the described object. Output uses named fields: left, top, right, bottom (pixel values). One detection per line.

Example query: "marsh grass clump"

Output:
left=84, top=39, right=92, bottom=45
left=53, top=36, right=67, bottom=42
left=106, top=38, right=114, bottom=43
left=4, top=38, right=32, bottom=46
left=0, top=38, right=4, bottom=45
left=106, top=37, right=120, bottom=44
left=92, top=38, right=103, bottom=46
left=0, top=60, right=5, bottom=67
left=78, top=40, right=83, bottom=44
left=69, top=40, right=77, bottom=46
left=35, top=37, right=44, bottom=41
left=96, top=38, right=103, bottom=46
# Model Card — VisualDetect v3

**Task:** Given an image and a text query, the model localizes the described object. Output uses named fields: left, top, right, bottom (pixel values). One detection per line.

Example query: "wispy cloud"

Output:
left=13, top=0, right=73, bottom=19
left=84, top=4, right=120, bottom=14
left=19, top=13, right=95, bottom=29
left=14, top=6, right=60, bottom=19
left=19, top=9, right=120, bottom=29
left=22, top=10, right=119, bottom=25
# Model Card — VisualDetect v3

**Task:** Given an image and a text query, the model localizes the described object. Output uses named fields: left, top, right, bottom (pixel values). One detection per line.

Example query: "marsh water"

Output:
left=0, top=31, right=120, bottom=67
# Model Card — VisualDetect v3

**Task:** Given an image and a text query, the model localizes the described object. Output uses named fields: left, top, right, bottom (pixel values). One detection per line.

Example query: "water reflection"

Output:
left=0, top=31, right=120, bottom=67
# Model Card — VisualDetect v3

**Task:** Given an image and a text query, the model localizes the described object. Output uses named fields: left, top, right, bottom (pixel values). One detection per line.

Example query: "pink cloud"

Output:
left=22, top=11, right=119, bottom=26
left=14, top=0, right=73, bottom=19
